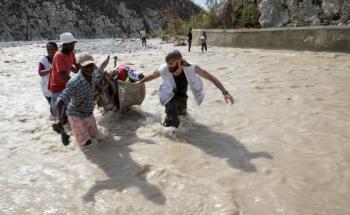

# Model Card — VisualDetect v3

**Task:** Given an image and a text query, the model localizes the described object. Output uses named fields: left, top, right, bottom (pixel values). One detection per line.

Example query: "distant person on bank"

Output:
left=140, top=30, right=147, bottom=47
left=48, top=32, right=79, bottom=118
left=38, top=41, right=58, bottom=115
left=136, top=50, right=234, bottom=128
left=187, top=27, right=192, bottom=52
left=200, top=31, right=207, bottom=53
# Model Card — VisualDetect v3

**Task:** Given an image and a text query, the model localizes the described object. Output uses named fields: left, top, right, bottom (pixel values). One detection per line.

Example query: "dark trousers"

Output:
left=45, top=96, right=53, bottom=115
left=142, top=37, right=147, bottom=47
left=188, top=39, right=192, bottom=52
left=201, top=42, right=207, bottom=52
left=163, top=93, right=188, bottom=128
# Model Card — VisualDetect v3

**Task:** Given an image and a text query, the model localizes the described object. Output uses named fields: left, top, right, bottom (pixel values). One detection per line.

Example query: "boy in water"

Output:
left=38, top=42, right=58, bottom=114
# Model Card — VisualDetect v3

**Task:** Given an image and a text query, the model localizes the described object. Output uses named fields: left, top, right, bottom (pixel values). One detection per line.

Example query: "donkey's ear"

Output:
left=98, top=55, right=110, bottom=72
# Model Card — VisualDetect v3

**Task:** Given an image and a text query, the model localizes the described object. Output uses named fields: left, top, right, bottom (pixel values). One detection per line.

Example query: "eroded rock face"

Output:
left=287, top=0, right=322, bottom=25
left=257, top=0, right=350, bottom=28
left=0, top=0, right=201, bottom=41
left=341, top=0, right=350, bottom=23
left=213, top=0, right=349, bottom=28
left=259, top=0, right=289, bottom=28
left=322, top=0, right=341, bottom=17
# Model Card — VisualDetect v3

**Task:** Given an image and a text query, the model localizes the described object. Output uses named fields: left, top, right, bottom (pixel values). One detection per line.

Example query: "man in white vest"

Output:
left=136, top=50, right=234, bottom=128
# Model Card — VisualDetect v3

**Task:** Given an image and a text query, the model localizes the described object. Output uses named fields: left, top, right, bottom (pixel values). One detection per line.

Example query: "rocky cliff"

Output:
left=0, top=0, right=201, bottom=41
left=215, top=0, right=350, bottom=28
left=259, top=0, right=350, bottom=28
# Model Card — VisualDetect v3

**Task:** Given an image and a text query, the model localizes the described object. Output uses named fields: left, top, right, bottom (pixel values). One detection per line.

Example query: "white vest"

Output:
left=159, top=63, right=205, bottom=106
left=38, top=56, right=51, bottom=97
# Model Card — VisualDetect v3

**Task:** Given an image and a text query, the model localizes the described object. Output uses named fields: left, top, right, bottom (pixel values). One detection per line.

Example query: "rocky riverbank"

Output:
left=0, top=0, right=201, bottom=41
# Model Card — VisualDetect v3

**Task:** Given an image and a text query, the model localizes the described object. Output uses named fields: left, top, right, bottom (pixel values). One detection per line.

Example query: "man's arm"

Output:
left=56, top=82, right=75, bottom=123
left=39, top=69, right=50, bottom=76
left=38, top=63, right=50, bottom=76
left=72, top=53, right=80, bottom=73
left=195, top=65, right=234, bottom=104
left=71, top=64, right=80, bottom=73
left=59, top=71, right=71, bottom=81
left=59, top=65, right=79, bottom=80
left=136, top=70, right=161, bottom=84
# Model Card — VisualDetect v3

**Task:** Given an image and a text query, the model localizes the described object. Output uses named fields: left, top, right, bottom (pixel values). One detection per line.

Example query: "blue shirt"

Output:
left=58, top=71, right=97, bottom=118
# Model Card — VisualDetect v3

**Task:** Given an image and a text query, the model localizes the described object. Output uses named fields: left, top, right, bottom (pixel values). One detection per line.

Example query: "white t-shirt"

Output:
left=38, top=56, right=51, bottom=97
left=158, top=63, right=204, bottom=106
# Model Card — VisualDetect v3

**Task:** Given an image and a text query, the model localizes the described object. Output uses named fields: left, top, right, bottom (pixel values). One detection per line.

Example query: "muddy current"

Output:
left=0, top=39, right=349, bottom=215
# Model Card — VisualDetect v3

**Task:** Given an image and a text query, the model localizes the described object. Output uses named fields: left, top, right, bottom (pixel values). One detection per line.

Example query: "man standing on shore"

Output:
left=48, top=32, right=79, bottom=117
left=187, top=27, right=192, bottom=52
left=140, top=30, right=147, bottom=47
left=136, top=50, right=234, bottom=128
left=200, top=31, right=208, bottom=53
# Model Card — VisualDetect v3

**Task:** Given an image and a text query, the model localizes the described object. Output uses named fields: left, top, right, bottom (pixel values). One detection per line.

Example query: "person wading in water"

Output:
left=38, top=41, right=58, bottom=115
left=136, top=50, right=234, bottom=128
left=48, top=32, right=79, bottom=117
left=56, top=53, right=107, bottom=148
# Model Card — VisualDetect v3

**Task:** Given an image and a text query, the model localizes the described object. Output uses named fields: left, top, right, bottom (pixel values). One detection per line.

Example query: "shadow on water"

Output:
left=178, top=116, right=273, bottom=172
left=82, top=109, right=272, bottom=203
left=82, top=109, right=166, bottom=205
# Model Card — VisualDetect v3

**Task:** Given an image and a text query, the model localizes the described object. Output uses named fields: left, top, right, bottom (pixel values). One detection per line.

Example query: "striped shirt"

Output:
left=58, top=71, right=97, bottom=118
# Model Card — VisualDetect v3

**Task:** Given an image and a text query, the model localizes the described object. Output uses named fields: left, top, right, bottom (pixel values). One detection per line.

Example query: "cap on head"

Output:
left=165, top=50, right=182, bottom=63
left=60, top=32, right=77, bottom=44
left=77, top=52, right=94, bottom=67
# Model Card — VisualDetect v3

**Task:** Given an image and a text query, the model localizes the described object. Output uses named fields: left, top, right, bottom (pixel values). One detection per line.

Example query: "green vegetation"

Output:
left=163, top=0, right=260, bottom=36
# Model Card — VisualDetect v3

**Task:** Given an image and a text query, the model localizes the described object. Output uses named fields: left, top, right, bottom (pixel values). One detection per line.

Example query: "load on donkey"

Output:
left=95, top=56, right=146, bottom=113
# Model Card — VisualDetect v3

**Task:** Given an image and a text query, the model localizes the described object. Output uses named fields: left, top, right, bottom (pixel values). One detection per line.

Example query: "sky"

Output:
left=193, top=0, right=207, bottom=8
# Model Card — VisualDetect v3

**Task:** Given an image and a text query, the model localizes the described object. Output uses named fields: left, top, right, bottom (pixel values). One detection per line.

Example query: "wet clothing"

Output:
left=158, top=63, right=204, bottom=106
left=68, top=114, right=98, bottom=146
left=38, top=56, right=52, bottom=97
left=45, top=96, right=51, bottom=104
left=174, top=70, right=188, bottom=96
left=58, top=71, right=97, bottom=118
left=58, top=71, right=98, bottom=145
left=51, top=90, right=64, bottom=117
left=44, top=96, right=52, bottom=115
left=48, top=51, right=76, bottom=93
left=158, top=63, right=204, bottom=128
left=38, top=56, right=53, bottom=114
left=163, top=71, right=188, bottom=128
